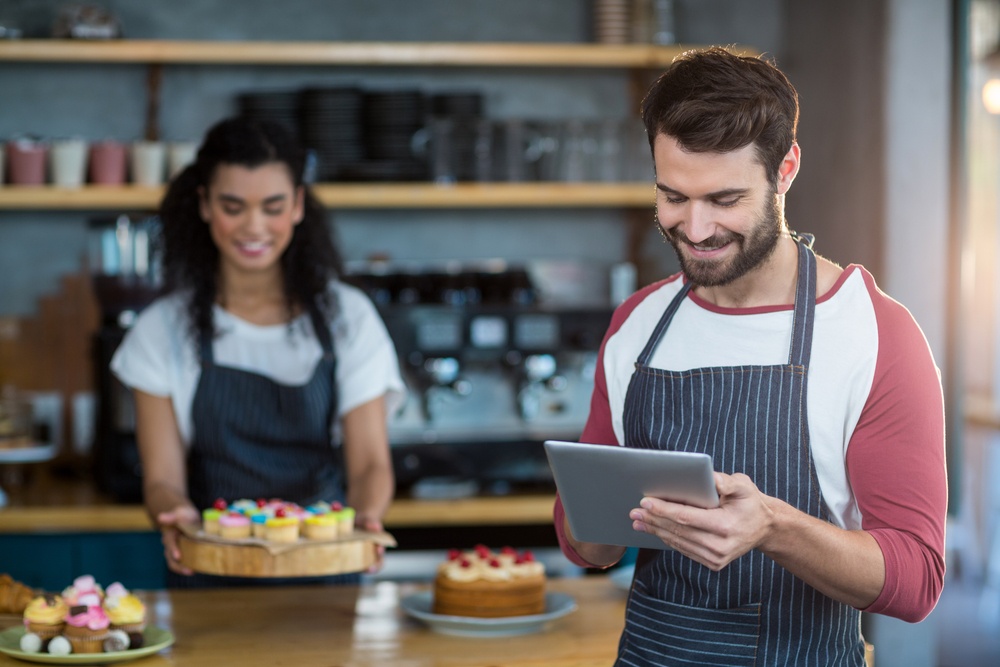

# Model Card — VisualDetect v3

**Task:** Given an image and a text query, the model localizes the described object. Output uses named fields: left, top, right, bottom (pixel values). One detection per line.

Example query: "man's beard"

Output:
left=660, top=191, right=783, bottom=287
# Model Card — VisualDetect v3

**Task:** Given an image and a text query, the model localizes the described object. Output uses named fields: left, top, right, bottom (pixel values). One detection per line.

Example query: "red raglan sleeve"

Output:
left=849, top=271, right=947, bottom=622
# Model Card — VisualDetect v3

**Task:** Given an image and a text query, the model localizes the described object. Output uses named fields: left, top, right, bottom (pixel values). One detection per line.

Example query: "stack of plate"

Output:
left=429, top=91, right=484, bottom=182
left=238, top=91, right=302, bottom=142
left=299, top=87, right=366, bottom=181
left=343, top=90, right=428, bottom=181
left=592, top=0, right=631, bottom=44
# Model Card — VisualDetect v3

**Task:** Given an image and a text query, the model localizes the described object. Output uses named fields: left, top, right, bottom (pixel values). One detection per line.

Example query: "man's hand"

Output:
left=628, top=471, right=775, bottom=570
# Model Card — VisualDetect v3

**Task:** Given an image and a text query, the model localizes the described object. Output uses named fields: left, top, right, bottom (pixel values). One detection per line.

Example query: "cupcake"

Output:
left=251, top=512, right=269, bottom=538
left=63, top=604, right=110, bottom=654
left=336, top=506, right=356, bottom=536
left=264, top=516, right=299, bottom=542
left=218, top=511, right=252, bottom=539
left=22, top=594, right=68, bottom=641
left=302, top=513, right=339, bottom=540
left=202, top=508, right=222, bottom=535
left=103, top=582, right=146, bottom=648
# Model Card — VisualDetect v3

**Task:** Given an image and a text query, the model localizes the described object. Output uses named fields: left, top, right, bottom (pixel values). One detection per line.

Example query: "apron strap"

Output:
left=635, top=279, right=692, bottom=367
left=788, top=235, right=817, bottom=367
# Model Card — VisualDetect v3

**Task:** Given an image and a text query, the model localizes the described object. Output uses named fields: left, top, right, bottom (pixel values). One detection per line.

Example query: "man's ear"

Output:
left=776, top=143, right=801, bottom=195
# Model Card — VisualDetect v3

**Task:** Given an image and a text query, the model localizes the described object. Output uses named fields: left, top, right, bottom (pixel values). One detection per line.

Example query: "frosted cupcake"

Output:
left=63, top=604, right=110, bottom=654
left=22, top=594, right=68, bottom=641
left=103, top=582, right=146, bottom=647
left=265, top=516, right=299, bottom=542
left=303, top=513, right=339, bottom=540
left=218, top=512, right=252, bottom=539
left=201, top=508, right=222, bottom=535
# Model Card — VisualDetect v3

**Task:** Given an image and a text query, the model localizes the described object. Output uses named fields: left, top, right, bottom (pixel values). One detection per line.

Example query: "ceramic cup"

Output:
left=89, top=141, right=127, bottom=184
left=6, top=139, right=48, bottom=186
left=130, top=140, right=166, bottom=186
left=167, top=141, right=198, bottom=180
left=50, top=138, right=88, bottom=188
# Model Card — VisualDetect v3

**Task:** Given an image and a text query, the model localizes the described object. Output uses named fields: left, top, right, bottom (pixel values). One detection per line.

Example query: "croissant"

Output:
left=0, top=573, right=38, bottom=614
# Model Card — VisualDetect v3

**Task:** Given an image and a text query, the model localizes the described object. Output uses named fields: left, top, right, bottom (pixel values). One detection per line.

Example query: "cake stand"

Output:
left=0, top=443, right=58, bottom=508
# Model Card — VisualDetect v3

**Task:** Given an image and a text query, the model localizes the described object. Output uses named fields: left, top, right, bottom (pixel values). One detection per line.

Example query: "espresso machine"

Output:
left=89, top=214, right=163, bottom=502
left=346, top=262, right=614, bottom=498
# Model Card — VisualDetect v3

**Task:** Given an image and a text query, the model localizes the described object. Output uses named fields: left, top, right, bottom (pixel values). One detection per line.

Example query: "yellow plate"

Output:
left=0, top=626, right=173, bottom=664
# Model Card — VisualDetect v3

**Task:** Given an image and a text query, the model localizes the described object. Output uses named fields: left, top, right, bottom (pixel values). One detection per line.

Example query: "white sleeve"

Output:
left=332, top=283, right=407, bottom=418
left=109, top=297, right=179, bottom=397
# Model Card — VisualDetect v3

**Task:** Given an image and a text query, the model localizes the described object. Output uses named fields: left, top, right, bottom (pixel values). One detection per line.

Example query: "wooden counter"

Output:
left=0, top=576, right=627, bottom=667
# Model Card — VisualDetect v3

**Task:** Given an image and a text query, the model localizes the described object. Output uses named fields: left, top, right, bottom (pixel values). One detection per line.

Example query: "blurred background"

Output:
left=0, top=1, right=996, bottom=665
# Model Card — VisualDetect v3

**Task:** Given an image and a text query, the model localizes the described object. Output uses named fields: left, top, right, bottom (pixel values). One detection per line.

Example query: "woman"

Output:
left=111, top=117, right=404, bottom=586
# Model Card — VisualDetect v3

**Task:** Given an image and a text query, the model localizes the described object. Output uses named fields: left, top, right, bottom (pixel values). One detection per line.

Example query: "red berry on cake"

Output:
left=447, top=549, right=461, bottom=561
left=212, top=498, right=227, bottom=511
left=256, top=498, right=267, bottom=508
left=275, top=507, right=287, bottom=518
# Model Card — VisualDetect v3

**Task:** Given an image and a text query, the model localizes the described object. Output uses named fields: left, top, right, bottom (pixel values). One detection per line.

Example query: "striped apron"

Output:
left=169, top=303, right=351, bottom=588
left=187, top=303, right=344, bottom=511
left=616, top=237, right=866, bottom=666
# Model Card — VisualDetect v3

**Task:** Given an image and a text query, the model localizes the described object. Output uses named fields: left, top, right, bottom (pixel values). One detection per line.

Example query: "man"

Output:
left=554, top=47, right=947, bottom=666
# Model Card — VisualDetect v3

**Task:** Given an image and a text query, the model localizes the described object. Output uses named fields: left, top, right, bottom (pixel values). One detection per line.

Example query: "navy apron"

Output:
left=616, top=237, right=866, bottom=666
left=170, top=302, right=352, bottom=588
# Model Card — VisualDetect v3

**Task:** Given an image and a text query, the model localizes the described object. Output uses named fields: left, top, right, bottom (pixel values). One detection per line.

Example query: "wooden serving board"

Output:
left=176, top=525, right=396, bottom=578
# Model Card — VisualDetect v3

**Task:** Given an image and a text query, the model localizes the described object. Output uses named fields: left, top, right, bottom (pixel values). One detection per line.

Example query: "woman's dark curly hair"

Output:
left=159, top=117, right=344, bottom=344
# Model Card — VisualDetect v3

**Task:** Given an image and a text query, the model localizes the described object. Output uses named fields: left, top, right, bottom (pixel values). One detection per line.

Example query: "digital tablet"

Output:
left=544, top=440, right=720, bottom=550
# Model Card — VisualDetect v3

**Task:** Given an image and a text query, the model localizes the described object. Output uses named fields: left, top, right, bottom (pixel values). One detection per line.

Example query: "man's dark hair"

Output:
left=640, top=46, right=799, bottom=186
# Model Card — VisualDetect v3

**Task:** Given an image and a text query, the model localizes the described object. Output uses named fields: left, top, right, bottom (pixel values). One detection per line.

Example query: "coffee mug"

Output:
left=7, top=139, right=48, bottom=186
left=89, top=141, right=127, bottom=185
left=50, top=138, right=88, bottom=188
left=131, top=141, right=166, bottom=186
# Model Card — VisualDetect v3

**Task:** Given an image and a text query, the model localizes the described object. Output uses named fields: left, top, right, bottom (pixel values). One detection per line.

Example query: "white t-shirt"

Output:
left=110, top=281, right=406, bottom=447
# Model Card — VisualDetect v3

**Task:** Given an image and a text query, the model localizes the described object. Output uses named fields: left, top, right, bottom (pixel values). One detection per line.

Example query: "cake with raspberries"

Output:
left=432, top=545, right=546, bottom=618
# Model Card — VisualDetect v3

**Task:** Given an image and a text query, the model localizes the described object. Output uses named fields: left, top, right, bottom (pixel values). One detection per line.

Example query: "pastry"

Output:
left=218, top=511, right=252, bottom=539
left=433, top=545, right=546, bottom=618
left=302, top=513, right=339, bottom=540
left=22, top=593, right=68, bottom=640
left=264, top=515, right=299, bottom=543
left=19, top=631, right=43, bottom=653
left=334, top=503, right=355, bottom=536
left=47, top=635, right=72, bottom=656
left=202, top=508, right=222, bottom=535
left=103, top=628, right=131, bottom=652
left=0, top=573, right=37, bottom=613
left=103, top=582, right=146, bottom=637
left=63, top=604, right=110, bottom=654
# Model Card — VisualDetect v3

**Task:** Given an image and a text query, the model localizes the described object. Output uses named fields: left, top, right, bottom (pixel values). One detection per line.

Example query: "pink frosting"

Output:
left=105, top=582, right=128, bottom=600
left=219, top=513, right=250, bottom=527
left=65, top=605, right=110, bottom=631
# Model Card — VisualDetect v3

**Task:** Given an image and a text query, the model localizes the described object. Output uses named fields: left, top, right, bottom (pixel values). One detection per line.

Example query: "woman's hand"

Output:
left=156, top=505, right=201, bottom=575
left=357, top=515, right=386, bottom=574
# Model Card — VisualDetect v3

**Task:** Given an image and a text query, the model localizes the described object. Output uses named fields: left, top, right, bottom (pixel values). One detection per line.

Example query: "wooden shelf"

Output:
left=0, top=39, right=729, bottom=67
left=0, top=182, right=654, bottom=210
